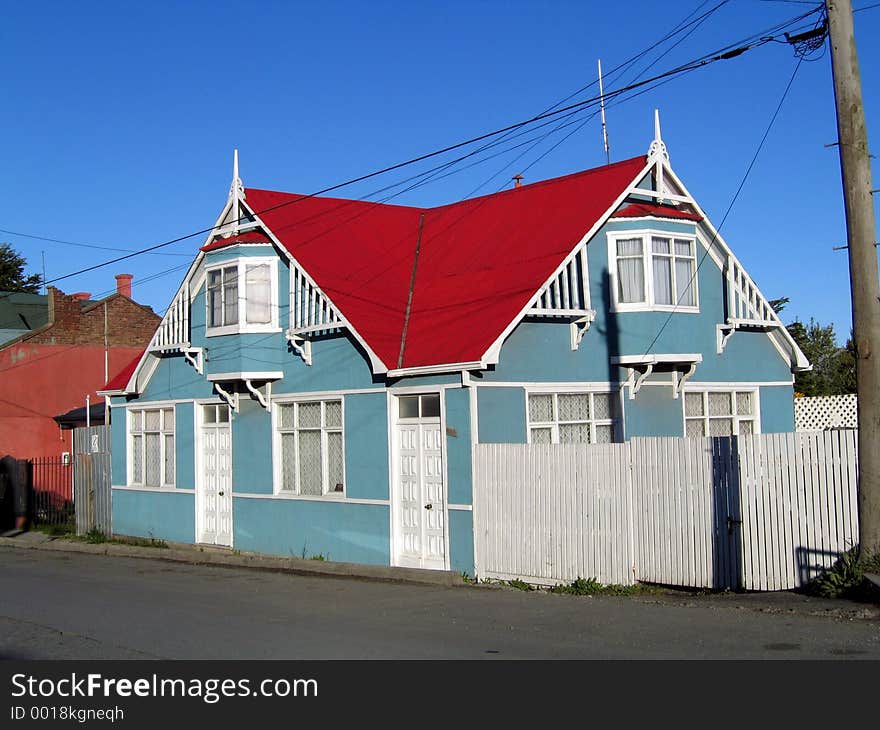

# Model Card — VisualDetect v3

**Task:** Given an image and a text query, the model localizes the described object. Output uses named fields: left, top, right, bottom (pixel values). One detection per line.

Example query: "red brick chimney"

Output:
left=47, top=286, right=82, bottom=324
left=115, top=274, right=133, bottom=299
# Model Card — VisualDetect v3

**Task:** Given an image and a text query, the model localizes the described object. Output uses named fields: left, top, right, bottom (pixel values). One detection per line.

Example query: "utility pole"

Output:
left=826, top=0, right=880, bottom=558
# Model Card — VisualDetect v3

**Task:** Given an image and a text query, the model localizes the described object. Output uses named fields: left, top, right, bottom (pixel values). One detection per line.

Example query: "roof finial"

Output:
left=647, top=109, right=669, bottom=162
left=229, top=149, right=245, bottom=234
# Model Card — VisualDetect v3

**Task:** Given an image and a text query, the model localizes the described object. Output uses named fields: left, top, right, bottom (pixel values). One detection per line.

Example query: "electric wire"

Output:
left=637, top=17, right=818, bottom=363
left=38, top=5, right=822, bottom=290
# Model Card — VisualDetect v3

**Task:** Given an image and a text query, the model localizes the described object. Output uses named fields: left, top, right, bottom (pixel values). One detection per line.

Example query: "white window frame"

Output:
left=526, top=388, right=622, bottom=444
left=682, top=386, right=761, bottom=437
left=607, top=229, right=699, bottom=313
left=205, top=256, right=280, bottom=336
left=272, top=396, right=345, bottom=497
left=128, top=405, right=176, bottom=488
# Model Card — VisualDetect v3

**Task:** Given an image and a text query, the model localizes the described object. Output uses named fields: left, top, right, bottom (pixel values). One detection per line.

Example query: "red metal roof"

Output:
left=201, top=231, right=272, bottom=252
left=612, top=202, right=702, bottom=221
left=246, top=155, right=647, bottom=371
left=101, top=350, right=144, bottom=392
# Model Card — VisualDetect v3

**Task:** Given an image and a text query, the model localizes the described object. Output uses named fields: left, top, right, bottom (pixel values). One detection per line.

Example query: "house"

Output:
left=102, top=114, right=809, bottom=576
left=0, top=275, right=161, bottom=460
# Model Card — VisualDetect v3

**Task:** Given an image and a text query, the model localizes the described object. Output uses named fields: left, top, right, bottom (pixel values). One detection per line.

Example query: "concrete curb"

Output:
left=0, top=534, right=465, bottom=588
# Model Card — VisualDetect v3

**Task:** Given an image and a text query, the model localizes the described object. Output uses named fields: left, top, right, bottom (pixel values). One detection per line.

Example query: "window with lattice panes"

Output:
left=129, top=407, right=175, bottom=487
left=684, top=389, right=758, bottom=437
left=527, top=391, right=620, bottom=444
left=276, top=399, right=344, bottom=496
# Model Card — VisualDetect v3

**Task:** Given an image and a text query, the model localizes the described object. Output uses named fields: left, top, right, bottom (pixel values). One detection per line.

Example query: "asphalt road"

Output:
left=1, top=547, right=879, bottom=659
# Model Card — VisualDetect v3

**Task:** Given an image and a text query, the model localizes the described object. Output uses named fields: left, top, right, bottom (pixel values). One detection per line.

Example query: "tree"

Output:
left=787, top=318, right=855, bottom=396
left=0, top=244, right=42, bottom=293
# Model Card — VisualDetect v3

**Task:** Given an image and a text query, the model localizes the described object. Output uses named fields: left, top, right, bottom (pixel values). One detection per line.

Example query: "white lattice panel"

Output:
left=795, top=394, right=857, bottom=431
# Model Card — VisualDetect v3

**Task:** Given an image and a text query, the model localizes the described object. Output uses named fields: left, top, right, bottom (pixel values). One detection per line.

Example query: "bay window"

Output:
left=609, top=231, right=698, bottom=311
left=206, top=257, right=278, bottom=334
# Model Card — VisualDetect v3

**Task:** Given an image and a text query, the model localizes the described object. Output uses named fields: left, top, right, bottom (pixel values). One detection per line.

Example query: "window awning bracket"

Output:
left=629, top=363, right=654, bottom=400
left=244, top=379, right=270, bottom=410
left=214, top=381, right=238, bottom=413
left=613, top=353, right=702, bottom=401
left=673, top=361, right=698, bottom=400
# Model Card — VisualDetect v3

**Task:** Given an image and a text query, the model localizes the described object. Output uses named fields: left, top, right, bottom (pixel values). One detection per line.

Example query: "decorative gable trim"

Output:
left=657, top=163, right=810, bottom=372
left=528, top=244, right=596, bottom=351
left=286, top=266, right=345, bottom=366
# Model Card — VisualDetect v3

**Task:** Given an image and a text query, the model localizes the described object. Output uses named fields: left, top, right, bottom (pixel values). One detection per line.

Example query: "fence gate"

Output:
left=73, top=425, right=112, bottom=536
left=629, top=437, right=741, bottom=590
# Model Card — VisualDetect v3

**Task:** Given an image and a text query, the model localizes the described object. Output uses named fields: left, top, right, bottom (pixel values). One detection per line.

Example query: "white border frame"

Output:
left=205, top=256, right=281, bottom=336
left=194, top=400, right=235, bottom=547
left=270, top=393, right=347, bottom=499
left=681, top=384, right=762, bottom=437
left=524, top=385, right=625, bottom=444
left=607, top=228, right=700, bottom=314
left=387, top=388, right=451, bottom=571
left=126, top=402, right=177, bottom=489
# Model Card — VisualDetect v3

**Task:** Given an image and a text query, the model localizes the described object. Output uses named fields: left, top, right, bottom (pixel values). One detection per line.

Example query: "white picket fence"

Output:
left=472, top=430, right=858, bottom=590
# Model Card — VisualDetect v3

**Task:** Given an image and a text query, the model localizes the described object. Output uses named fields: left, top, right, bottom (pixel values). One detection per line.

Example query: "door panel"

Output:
left=198, top=407, right=233, bottom=548
left=393, top=399, right=447, bottom=570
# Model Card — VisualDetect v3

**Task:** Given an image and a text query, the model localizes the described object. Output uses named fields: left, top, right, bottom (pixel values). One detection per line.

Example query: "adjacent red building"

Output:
left=0, top=275, right=160, bottom=459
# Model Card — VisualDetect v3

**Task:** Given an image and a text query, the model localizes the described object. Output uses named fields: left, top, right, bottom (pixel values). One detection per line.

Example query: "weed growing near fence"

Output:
left=808, top=547, right=880, bottom=600
left=84, top=529, right=107, bottom=544
left=34, top=522, right=74, bottom=538
left=550, top=577, right=651, bottom=596
left=118, top=536, right=169, bottom=549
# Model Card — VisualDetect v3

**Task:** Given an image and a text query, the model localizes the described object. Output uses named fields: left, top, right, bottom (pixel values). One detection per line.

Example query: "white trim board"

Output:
left=468, top=380, right=622, bottom=389
left=683, top=380, right=794, bottom=389
left=208, top=371, right=284, bottom=381
left=232, top=493, right=389, bottom=506
left=112, top=486, right=196, bottom=494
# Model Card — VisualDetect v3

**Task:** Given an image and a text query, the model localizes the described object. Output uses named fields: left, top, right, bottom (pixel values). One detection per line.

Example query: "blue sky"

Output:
left=1, top=0, right=878, bottom=342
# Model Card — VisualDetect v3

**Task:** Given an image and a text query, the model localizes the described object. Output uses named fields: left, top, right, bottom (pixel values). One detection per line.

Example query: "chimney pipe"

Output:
left=512, top=174, right=524, bottom=189
left=115, top=273, right=133, bottom=298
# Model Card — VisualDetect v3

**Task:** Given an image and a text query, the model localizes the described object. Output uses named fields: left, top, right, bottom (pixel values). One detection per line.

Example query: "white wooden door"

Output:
left=198, top=404, right=233, bottom=547
left=393, top=394, right=447, bottom=570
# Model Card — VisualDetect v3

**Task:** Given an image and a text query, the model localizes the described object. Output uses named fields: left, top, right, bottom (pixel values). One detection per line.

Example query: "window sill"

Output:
left=611, top=304, right=700, bottom=314
left=206, top=325, right=282, bottom=337
left=270, top=491, right=347, bottom=501
left=117, top=484, right=181, bottom=492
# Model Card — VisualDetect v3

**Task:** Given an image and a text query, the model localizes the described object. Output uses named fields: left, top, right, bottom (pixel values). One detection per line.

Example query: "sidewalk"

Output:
left=0, top=530, right=464, bottom=587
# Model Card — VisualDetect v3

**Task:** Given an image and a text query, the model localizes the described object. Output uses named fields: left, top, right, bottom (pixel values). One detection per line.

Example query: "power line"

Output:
left=21, top=4, right=821, bottom=302
left=638, top=18, right=817, bottom=362
left=0, top=228, right=191, bottom=256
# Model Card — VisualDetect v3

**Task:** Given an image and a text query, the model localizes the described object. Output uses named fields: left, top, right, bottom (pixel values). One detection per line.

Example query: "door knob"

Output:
left=219, top=491, right=225, bottom=496
left=424, top=503, right=433, bottom=510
